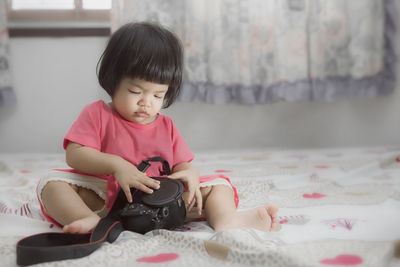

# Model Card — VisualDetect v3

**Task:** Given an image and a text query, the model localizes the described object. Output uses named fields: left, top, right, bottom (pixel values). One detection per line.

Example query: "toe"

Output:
left=267, top=205, right=279, bottom=216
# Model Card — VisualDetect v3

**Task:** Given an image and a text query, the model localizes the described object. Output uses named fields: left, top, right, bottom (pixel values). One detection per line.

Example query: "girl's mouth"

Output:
left=135, top=111, right=150, bottom=118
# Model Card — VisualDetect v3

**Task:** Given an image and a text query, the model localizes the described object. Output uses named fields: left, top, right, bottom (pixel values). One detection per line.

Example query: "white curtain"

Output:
left=0, top=0, right=14, bottom=106
left=112, top=0, right=397, bottom=104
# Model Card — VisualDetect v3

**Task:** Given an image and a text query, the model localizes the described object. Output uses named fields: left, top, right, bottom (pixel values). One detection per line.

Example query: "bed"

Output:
left=1, top=146, right=400, bottom=266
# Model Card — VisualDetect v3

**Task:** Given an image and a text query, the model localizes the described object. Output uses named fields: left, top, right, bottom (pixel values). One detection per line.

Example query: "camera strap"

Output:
left=137, top=156, right=171, bottom=175
left=16, top=157, right=172, bottom=266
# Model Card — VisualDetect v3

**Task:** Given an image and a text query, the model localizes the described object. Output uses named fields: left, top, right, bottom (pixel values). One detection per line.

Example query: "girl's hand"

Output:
left=168, top=164, right=202, bottom=215
left=113, top=158, right=160, bottom=203
left=65, top=143, right=159, bottom=203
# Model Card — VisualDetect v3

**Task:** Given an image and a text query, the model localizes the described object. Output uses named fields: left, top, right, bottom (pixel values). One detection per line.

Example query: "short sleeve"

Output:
left=170, top=120, right=194, bottom=166
left=63, top=101, right=103, bottom=150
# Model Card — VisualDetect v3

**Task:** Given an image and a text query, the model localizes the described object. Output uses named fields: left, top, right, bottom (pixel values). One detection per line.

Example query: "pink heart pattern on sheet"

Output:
left=214, top=170, right=232, bottom=173
left=320, top=254, right=363, bottom=265
left=136, top=253, right=179, bottom=263
left=303, top=192, right=326, bottom=199
left=314, top=165, right=330, bottom=169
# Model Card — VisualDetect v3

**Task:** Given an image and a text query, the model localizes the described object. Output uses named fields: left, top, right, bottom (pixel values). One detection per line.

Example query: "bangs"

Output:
left=125, top=26, right=182, bottom=88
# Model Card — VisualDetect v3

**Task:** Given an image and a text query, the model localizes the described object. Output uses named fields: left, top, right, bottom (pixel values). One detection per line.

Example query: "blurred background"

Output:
left=0, top=0, right=399, bottom=153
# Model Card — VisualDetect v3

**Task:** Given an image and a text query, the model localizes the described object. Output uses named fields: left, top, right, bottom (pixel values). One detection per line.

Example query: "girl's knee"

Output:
left=200, top=184, right=232, bottom=201
left=41, top=181, right=104, bottom=212
left=42, top=181, right=79, bottom=197
left=204, top=185, right=232, bottom=194
left=40, top=181, right=72, bottom=212
left=42, top=181, right=69, bottom=194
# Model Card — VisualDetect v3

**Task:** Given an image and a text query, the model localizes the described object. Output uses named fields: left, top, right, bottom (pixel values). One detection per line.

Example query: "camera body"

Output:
left=120, top=177, right=186, bottom=234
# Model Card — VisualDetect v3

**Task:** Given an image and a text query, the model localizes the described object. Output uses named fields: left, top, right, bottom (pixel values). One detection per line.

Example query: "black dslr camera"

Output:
left=120, top=177, right=186, bottom=234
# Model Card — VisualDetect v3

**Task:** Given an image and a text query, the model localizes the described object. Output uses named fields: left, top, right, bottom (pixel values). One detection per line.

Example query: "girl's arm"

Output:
left=66, top=142, right=160, bottom=203
left=169, top=162, right=202, bottom=215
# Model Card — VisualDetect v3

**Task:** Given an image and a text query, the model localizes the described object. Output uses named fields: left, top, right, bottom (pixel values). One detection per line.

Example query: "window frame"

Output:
left=7, top=0, right=111, bottom=37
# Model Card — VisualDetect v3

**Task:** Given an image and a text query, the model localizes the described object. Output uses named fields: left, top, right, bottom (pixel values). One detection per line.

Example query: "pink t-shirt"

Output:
left=61, top=100, right=194, bottom=209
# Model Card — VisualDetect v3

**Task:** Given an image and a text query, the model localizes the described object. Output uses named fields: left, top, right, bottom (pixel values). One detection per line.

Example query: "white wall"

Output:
left=1, top=27, right=399, bottom=153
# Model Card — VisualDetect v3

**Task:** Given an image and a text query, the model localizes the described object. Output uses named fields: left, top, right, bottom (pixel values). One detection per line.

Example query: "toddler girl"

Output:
left=38, top=22, right=278, bottom=234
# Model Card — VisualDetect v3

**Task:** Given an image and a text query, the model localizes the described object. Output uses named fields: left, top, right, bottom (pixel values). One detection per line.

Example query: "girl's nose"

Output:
left=138, top=95, right=151, bottom=107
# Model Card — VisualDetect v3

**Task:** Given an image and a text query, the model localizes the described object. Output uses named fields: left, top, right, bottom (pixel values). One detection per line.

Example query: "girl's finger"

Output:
left=196, top=188, right=203, bottom=215
left=122, top=186, right=132, bottom=203
left=134, top=175, right=159, bottom=191
left=187, top=198, right=195, bottom=212
left=167, top=173, right=184, bottom=180
left=182, top=192, right=190, bottom=206
left=135, top=182, right=154, bottom=194
left=186, top=190, right=195, bottom=210
left=195, top=189, right=202, bottom=215
left=143, top=177, right=160, bottom=189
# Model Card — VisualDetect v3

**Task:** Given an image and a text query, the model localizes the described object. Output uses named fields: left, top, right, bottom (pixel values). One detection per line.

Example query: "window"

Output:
left=7, top=0, right=112, bottom=37
left=11, top=0, right=111, bottom=10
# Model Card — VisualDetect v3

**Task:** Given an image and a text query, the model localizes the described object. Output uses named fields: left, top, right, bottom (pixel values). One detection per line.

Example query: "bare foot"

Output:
left=214, top=205, right=279, bottom=232
left=62, top=215, right=100, bottom=233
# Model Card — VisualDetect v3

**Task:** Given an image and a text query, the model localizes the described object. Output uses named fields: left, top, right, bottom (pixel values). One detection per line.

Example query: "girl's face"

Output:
left=112, top=77, right=168, bottom=124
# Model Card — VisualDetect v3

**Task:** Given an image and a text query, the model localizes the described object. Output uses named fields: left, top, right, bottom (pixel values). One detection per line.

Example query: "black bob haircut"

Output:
left=97, top=22, right=183, bottom=108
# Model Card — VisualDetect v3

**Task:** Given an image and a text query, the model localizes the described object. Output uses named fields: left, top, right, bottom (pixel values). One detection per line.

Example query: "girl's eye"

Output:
left=128, top=90, right=140, bottom=94
left=154, top=95, right=163, bottom=99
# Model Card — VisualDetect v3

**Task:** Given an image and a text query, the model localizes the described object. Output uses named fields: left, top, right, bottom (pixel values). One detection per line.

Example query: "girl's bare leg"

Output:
left=201, top=185, right=278, bottom=232
left=41, top=181, right=105, bottom=233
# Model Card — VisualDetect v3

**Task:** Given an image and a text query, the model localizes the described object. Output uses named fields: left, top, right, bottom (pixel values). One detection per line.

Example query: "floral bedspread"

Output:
left=1, top=146, right=400, bottom=266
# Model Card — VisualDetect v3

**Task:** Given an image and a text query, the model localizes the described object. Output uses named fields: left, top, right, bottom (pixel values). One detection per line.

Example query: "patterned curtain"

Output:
left=111, top=0, right=397, bottom=104
left=0, top=0, right=14, bottom=106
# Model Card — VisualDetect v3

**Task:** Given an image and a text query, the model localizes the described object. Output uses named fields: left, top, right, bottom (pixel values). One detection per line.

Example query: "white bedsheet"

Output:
left=1, top=147, right=400, bottom=266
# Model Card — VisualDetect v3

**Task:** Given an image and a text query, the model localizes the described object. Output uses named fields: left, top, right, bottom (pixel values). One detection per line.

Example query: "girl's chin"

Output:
left=131, top=115, right=156, bottom=124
